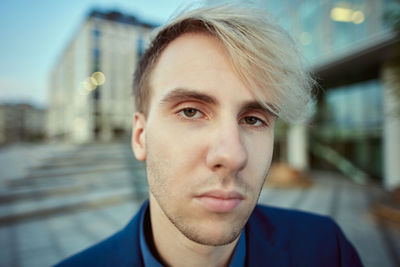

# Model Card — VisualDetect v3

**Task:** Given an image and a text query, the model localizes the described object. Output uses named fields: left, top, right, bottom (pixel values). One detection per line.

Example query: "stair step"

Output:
left=0, top=186, right=149, bottom=225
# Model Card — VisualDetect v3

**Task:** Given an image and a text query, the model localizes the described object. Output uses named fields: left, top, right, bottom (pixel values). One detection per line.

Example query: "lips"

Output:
left=195, top=190, right=244, bottom=213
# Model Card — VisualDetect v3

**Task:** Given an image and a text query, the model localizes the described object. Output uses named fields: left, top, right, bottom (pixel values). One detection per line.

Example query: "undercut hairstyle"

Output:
left=133, top=3, right=315, bottom=123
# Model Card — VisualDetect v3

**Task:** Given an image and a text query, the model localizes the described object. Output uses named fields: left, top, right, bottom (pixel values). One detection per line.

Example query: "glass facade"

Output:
left=325, top=80, right=382, bottom=130
left=255, top=0, right=395, bottom=64
left=259, top=0, right=396, bottom=178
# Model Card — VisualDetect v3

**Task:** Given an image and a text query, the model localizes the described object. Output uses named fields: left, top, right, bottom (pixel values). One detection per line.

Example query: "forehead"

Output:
left=151, top=33, right=230, bottom=84
left=149, top=33, right=255, bottom=104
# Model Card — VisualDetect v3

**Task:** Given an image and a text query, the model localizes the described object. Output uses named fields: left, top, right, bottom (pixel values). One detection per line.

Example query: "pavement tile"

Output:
left=99, top=202, right=141, bottom=225
left=295, top=180, right=335, bottom=216
left=15, top=220, right=54, bottom=253
left=336, top=184, right=393, bottom=267
left=0, top=225, right=17, bottom=267
left=259, top=187, right=305, bottom=208
left=19, top=248, right=60, bottom=267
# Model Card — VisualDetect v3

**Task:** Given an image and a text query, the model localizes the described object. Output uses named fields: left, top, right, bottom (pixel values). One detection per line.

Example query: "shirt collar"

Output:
left=139, top=202, right=247, bottom=267
left=139, top=202, right=163, bottom=267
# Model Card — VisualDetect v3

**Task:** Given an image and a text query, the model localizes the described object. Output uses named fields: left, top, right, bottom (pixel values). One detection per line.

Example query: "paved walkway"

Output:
left=0, top=142, right=399, bottom=267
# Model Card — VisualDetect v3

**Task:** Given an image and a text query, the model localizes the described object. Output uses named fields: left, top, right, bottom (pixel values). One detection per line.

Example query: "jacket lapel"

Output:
left=246, top=207, right=290, bottom=267
left=114, top=201, right=149, bottom=266
left=247, top=233, right=289, bottom=267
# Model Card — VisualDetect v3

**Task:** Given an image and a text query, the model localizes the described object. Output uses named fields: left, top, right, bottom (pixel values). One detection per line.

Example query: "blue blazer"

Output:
left=55, top=201, right=363, bottom=266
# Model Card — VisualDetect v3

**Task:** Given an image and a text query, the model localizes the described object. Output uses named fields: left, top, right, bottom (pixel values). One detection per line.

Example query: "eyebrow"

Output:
left=159, top=88, right=218, bottom=106
left=240, top=101, right=276, bottom=117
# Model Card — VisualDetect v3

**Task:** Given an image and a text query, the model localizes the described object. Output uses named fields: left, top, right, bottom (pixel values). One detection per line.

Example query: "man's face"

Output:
left=132, top=33, right=275, bottom=246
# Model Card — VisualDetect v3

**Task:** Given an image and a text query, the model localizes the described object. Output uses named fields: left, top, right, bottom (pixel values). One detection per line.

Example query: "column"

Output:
left=382, top=61, right=400, bottom=190
left=287, top=123, right=308, bottom=170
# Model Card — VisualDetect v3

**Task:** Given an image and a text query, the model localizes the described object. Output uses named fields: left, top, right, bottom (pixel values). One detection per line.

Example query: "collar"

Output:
left=139, top=202, right=163, bottom=267
left=139, top=201, right=246, bottom=267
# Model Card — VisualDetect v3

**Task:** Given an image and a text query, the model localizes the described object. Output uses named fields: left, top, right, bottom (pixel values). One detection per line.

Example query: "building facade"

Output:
left=47, top=10, right=155, bottom=143
left=269, top=0, right=399, bottom=189
left=0, top=103, right=45, bottom=144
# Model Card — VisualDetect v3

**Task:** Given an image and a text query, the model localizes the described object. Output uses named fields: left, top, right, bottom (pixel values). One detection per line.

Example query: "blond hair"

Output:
left=133, top=3, right=315, bottom=123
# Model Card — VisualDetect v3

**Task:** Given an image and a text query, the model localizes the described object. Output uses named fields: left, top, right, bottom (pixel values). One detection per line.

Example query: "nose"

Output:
left=206, top=121, right=248, bottom=174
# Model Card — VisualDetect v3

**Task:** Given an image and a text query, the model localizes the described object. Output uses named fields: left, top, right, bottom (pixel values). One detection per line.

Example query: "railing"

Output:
left=309, top=140, right=369, bottom=184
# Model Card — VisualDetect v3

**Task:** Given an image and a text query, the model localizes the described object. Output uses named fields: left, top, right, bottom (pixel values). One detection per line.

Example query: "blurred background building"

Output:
left=0, top=103, right=45, bottom=145
left=47, top=10, right=155, bottom=143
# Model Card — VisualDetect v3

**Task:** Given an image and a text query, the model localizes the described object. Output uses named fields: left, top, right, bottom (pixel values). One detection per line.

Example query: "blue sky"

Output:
left=0, top=0, right=192, bottom=108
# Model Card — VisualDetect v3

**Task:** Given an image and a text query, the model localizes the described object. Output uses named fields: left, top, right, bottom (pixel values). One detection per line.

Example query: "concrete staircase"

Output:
left=0, top=142, right=148, bottom=225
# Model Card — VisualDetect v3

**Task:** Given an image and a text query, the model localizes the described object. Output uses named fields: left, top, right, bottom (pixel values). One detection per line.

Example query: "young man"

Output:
left=56, top=4, right=362, bottom=267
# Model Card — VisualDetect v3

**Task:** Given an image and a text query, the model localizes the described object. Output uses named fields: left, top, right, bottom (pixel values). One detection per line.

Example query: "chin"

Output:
left=189, top=230, right=241, bottom=246
left=177, top=218, right=244, bottom=246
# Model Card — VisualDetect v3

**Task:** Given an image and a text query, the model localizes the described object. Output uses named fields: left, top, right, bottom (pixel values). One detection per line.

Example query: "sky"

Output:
left=0, top=0, right=195, bottom=108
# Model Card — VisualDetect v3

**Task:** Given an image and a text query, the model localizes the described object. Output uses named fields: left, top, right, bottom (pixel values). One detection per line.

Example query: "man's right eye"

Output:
left=178, top=108, right=203, bottom=119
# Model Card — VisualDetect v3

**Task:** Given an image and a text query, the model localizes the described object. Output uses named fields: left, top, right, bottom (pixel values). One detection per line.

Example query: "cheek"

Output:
left=244, top=132, right=274, bottom=178
left=154, top=125, right=206, bottom=161
left=145, top=122, right=207, bottom=181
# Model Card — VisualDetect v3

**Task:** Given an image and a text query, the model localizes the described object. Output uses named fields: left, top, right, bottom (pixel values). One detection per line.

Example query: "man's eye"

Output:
left=178, top=108, right=202, bottom=118
left=243, top=116, right=264, bottom=126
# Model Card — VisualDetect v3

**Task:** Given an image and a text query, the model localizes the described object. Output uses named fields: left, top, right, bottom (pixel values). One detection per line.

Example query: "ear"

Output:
left=131, top=112, right=147, bottom=161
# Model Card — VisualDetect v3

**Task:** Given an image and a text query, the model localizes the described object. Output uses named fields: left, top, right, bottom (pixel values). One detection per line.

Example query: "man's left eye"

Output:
left=242, top=116, right=264, bottom=126
left=178, top=108, right=202, bottom=118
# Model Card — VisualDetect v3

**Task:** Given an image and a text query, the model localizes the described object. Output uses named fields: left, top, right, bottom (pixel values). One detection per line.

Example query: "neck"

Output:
left=148, top=194, right=239, bottom=267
